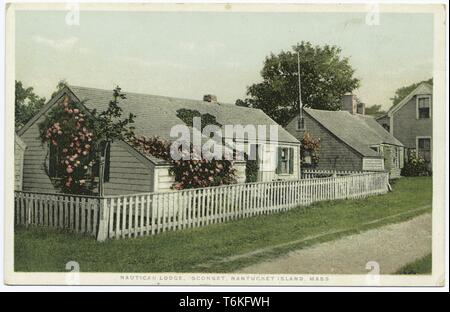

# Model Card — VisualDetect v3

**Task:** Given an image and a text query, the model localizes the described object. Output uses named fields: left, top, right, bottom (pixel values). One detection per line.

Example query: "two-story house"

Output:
left=376, top=82, right=432, bottom=169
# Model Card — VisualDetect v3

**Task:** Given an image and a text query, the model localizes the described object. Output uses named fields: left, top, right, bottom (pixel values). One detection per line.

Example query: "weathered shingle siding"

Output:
left=14, top=136, right=26, bottom=191
left=393, top=96, right=432, bottom=149
left=103, top=142, right=154, bottom=195
left=21, top=115, right=58, bottom=193
left=285, top=114, right=363, bottom=171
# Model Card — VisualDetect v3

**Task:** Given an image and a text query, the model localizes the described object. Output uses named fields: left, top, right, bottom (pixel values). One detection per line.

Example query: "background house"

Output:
left=376, top=82, right=432, bottom=170
left=17, top=86, right=300, bottom=195
left=285, top=95, right=404, bottom=178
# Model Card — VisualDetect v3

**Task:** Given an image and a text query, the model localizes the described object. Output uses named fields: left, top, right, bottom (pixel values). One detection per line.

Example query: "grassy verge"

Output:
left=15, top=177, right=432, bottom=273
left=396, top=254, right=432, bottom=275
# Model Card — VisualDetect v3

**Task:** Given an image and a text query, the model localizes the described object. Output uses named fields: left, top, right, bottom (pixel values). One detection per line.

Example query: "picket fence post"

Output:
left=96, top=197, right=110, bottom=242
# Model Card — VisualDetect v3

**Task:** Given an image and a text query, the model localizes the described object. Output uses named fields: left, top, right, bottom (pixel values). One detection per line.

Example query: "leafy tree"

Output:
left=15, top=80, right=46, bottom=130
left=391, top=78, right=433, bottom=107
left=365, top=104, right=386, bottom=117
left=236, top=41, right=360, bottom=126
left=89, top=86, right=136, bottom=195
left=51, top=79, right=69, bottom=98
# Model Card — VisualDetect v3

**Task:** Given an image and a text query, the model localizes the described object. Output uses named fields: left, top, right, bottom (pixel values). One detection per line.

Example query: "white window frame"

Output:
left=416, top=136, right=432, bottom=160
left=277, top=146, right=294, bottom=175
left=416, top=95, right=432, bottom=119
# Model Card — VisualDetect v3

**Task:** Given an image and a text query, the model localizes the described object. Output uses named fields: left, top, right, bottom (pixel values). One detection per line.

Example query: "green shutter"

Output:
left=49, top=143, right=57, bottom=177
left=289, top=148, right=294, bottom=174
left=276, top=147, right=282, bottom=174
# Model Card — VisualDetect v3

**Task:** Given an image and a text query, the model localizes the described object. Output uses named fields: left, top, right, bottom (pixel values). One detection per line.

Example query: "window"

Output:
left=417, top=138, right=431, bottom=163
left=276, top=147, right=294, bottom=174
left=392, top=147, right=399, bottom=167
left=417, top=96, right=431, bottom=119
left=296, top=116, right=305, bottom=131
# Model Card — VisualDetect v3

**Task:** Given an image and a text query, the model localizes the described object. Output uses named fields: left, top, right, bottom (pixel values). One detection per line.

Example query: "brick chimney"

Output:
left=342, top=94, right=357, bottom=114
left=357, top=102, right=365, bottom=115
left=203, top=94, right=218, bottom=103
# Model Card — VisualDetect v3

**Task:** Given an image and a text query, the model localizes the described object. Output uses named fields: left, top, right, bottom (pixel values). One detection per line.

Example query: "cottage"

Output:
left=285, top=95, right=404, bottom=178
left=17, top=85, right=300, bottom=195
left=376, top=82, right=432, bottom=169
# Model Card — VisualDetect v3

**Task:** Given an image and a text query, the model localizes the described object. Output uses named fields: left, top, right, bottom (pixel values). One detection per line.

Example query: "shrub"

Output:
left=300, top=132, right=320, bottom=167
left=401, top=153, right=430, bottom=176
left=133, top=136, right=236, bottom=190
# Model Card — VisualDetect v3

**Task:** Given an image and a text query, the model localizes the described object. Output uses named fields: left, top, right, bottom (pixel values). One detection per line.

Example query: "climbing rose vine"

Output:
left=39, top=96, right=96, bottom=194
left=133, top=136, right=237, bottom=190
left=300, top=131, right=320, bottom=167
left=39, top=87, right=135, bottom=195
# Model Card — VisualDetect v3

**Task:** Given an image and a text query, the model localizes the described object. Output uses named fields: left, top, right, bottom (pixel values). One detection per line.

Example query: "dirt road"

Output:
left=237, top=213, right=431, bottom=274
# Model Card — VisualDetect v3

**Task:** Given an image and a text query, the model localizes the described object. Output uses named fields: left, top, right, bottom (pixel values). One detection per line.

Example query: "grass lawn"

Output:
left=15, top=176, right=432, bottom=273
left=396, top=254, right=432, bottom=275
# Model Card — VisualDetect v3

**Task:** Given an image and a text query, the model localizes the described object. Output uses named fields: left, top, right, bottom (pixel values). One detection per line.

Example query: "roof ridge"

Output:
left=69, top=85, right=257, bottom=111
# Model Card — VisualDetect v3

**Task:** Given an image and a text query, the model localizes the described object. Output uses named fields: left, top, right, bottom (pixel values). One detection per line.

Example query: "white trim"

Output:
left=416, top=94, right=432, bottom=119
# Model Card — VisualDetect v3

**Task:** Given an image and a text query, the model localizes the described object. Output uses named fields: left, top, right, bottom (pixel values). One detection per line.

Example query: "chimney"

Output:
left=203, top=94, right=218, bottom=103
left=342, top=94, right=357, bottom=114
left=357, top=102, right=365, bottom=115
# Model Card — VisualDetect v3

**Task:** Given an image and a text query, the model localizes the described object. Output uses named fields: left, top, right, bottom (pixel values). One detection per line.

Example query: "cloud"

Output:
left=119, top=56, right=190, bottom=70
left=32, top=35, right=79, bottom=50
left=178, top=41, right=196, bottom=52
left=177, top=41, right=226, bottom=53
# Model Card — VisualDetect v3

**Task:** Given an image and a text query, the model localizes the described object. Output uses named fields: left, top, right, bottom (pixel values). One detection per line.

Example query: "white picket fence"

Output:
left=15, top=171, right=389, bottom=241
left=301, top=169, right=364, bottom=179
left=14, top=192, right=100, bottom=236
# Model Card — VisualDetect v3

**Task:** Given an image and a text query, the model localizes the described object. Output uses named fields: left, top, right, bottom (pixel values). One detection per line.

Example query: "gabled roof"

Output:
left=302, top=108, right=403, bottom=157
left=387, top=82, right=432, bottom=116
left=68, top=86, right=299, bottom=144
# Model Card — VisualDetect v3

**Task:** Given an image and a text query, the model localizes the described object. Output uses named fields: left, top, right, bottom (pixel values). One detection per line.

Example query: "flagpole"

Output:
left=297, top=50, right=303, bottom=129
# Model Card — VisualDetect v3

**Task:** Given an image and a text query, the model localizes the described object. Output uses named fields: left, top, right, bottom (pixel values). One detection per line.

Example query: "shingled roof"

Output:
left=69, top=86, right=298, bottom=144
left=304, top=108, right=403, bottom=157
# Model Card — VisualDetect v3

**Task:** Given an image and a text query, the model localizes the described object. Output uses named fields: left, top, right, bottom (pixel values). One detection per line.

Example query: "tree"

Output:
left=15, top=80, right=46, bottom=130
left=365, top=104, right=386, bottom=117
left=51, top=79, right=69, bottom=98
left=391, top=78, right=433, bottom=107
left=236, top=41, right=360, bottom=126
left=89, top=86, right=136, bottom=195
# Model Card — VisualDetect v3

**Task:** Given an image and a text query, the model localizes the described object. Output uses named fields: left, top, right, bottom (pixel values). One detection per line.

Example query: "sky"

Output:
left=15, top=10, right=434, bottom=110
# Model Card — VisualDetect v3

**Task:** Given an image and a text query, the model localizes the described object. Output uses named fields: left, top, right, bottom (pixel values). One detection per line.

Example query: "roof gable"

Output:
left=388, top=82, right=432, bottom=116
left=301, top=108, right=403, bottom=157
